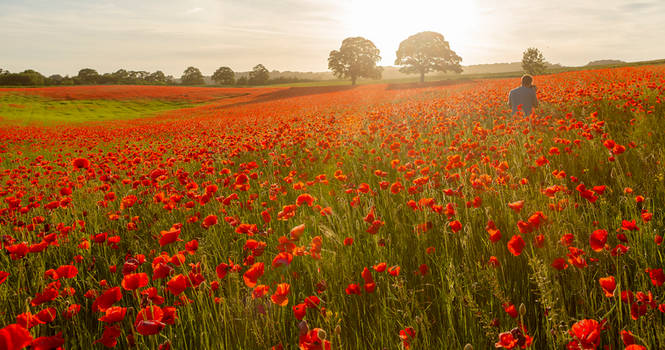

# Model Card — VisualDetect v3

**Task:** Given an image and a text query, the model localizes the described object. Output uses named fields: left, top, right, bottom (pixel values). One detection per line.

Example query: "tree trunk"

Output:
left=420, top=71, right=425, bottom=84
left=351, top=76, right=357, bottom=86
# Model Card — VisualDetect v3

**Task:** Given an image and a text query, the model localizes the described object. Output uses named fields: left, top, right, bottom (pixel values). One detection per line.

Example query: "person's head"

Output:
left=521, top=74, right=533, bottom=87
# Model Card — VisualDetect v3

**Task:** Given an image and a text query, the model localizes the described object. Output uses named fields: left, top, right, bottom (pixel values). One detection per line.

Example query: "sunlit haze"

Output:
left=1, top=0, right=664, bottom=75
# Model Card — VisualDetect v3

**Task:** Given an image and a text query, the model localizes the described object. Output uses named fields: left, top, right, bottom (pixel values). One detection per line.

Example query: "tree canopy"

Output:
left=395, top=31, right=462, bottom=83
left=328, top=37, right=382, bottom=85
left=522, top=48, right=547, bottom=75
left=212, top=66, right=235, bottom=85
left=77, top=68, right=100, bottom=84
left=248, top=64, right=269, bottom=85
left=181, top=66, right=205, bottom=85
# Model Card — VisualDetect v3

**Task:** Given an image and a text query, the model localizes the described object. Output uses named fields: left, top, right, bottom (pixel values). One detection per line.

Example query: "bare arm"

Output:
left=532, top=88, right=539, bottom=108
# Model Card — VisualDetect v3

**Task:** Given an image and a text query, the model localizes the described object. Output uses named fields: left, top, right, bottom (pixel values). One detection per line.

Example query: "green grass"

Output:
left=0, top=93, right=203, bottom=125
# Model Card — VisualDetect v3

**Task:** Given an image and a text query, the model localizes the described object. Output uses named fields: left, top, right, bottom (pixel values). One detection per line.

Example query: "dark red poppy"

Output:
left=0, top=324, right=33, bottom=350
left=92, top=287, right=122, bottom=312
left=31, top=332, right=65, bottom=350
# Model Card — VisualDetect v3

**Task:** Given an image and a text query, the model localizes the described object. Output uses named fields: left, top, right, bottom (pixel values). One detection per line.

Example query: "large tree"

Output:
left=148, top=71, right=167, bottom=84
left=395, top=31, right=462, bottom=83
left=328, top=37, right=382, bottom=85
left=212, top=66, right=235, bottom=85
left=77, top=68, right=100, bottom=84
left=181, top=66, right=205, bottom=85
left=248, top=64, right=269, bottom=85
left=522, top=48, right=547, bottom=75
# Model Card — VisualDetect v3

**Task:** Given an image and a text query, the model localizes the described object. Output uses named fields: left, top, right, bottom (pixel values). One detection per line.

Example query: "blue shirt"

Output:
left=509, top=86, right=539, bottom=115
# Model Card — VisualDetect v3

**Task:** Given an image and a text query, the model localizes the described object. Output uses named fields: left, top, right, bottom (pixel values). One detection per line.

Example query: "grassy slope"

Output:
left=0, top=93, right=233, bottom=125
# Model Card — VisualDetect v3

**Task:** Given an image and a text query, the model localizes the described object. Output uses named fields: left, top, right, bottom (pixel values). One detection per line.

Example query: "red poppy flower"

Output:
left=599, top=276, right=616, bottom=297
left=270, top=283, right=290, bottom=306
left=569, top=319, right=603, bottom=349
left=296, top=193, right=315, bottom=207
left=290, top=224, right=306, bottom=241
left=495, top=332, right=518, bottom=349
left=507, top=200, right=524, bottom=213
left=202, top=215, right=218, bottom=229
left=0, top=271, right=9, bottom=285
left=507, top=235, right=525, bottom=256
left=486, top=220, right=502, bottom=243
left=98, top=306, right=127, bottom=323
left=72, top=158, right=90, bottom=169
left=31, top=333, right=65, bottom=350
left=135, top=306, right=166, bottom=336
left=272, top=252, right=293, bottom=268
left=345, top=283, right=361, bottom=295
left=122, top=273, right=149, bottom=291
left=399, top=327, right=416, bottom=349
left=589, top=229, right=608, bottom=252
left=293, top=303, right=307, bottom=320
left=94, top=325, right=122, bottom=347
left=243, top=262, right=264, bottom=288
left=621, top=220, right=639, bottom=231
left=252, top=284, right=269, bottom=299
left=449, top=220, right=462, bottom=233
left=0, top=324, right=33, bottom=350
left=646, top=268, right=664, bottom=287
left=166, top=274, right=188, bottom=295
left=92, top=287, right=122, bottom=312
left=159, top=227, right=182, bottom=247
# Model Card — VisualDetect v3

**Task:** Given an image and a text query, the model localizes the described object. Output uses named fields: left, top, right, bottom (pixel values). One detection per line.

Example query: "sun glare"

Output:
left=345, top=0, right=476, bottom=65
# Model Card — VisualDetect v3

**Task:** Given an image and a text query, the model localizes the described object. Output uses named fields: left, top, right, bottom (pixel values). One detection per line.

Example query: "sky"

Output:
left=1, top=0, right=665, bottom=76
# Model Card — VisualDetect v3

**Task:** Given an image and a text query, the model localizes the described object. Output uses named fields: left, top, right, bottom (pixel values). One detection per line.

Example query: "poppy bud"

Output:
left=464, top=344, right=474, bottom=350
left=334, top=325, right=341, bottom=335
left=519, top=303, right=527, bottom=316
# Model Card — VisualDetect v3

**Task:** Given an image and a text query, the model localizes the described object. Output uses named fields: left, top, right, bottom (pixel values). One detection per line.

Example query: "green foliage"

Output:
left=249, top=64, right=269, bottom=85
left=0, top=69, right=46, bottom=86
left=181, top=66, right=205, bottom=85
left=76, top=68, right=101, bottom=84
left=328, top=37, right=383, bottom=85
left=212, top=66, right=235, bottom=85
left=522, top=48, right=547, bottom=75
left=395, top=31, right=462, bottom=83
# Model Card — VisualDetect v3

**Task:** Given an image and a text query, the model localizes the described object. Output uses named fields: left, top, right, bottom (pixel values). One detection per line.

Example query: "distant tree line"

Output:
left=181, top=64, right=315, bottom=86
left=0, top=64, right=314, bottom=87
left=0, top=68, right=176, bottom=86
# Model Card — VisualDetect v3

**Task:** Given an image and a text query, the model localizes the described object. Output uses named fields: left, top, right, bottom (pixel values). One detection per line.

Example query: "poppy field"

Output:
left=1, top=65, right=665, bottom=349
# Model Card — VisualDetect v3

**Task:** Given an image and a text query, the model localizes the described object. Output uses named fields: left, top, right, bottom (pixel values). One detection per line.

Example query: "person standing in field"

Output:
left=509, top=74, right=539, bottom=115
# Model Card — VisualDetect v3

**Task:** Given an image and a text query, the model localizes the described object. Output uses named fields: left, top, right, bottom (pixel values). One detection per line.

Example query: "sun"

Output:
left=344, top=0, right=476, bottom=65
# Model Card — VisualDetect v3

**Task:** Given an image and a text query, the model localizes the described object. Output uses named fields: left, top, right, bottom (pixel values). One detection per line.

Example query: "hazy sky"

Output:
left=1, top=0, right=664, bottom=76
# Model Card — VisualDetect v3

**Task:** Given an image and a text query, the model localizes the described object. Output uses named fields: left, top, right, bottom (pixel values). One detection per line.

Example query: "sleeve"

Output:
left=532, top=89, right=539, bottom=107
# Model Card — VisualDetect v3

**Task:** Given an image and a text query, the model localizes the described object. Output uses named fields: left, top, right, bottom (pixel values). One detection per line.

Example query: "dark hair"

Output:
left=521, top=75, right=533, bottom=87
